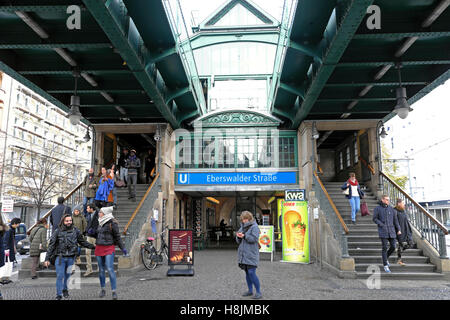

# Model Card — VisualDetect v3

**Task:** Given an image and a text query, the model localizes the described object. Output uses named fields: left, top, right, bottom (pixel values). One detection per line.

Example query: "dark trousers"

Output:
left=381, top=238, right=396, bottom=266
left=31, top=256, right=40, bottom=277
left=127, top=173, right=137, bottom=198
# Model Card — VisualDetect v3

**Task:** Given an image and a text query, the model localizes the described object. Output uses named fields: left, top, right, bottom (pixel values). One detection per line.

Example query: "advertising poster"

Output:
left=277, top=199, right=283, bottom=240
left=168, top=230, right=194, bottom=266
left=281, top=200, right=309, bottom=263
left=258, top=225, right=274, bottom=253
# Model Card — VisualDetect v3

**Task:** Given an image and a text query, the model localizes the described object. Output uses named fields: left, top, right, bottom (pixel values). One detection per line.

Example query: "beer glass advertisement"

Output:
left=258, top=226, right=274, bottom=253
left=281, top=201, right=310, bottom=263
left=168, top=230, right=194, bottom=265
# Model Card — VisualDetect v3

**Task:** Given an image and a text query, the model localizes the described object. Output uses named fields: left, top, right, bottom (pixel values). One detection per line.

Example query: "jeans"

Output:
left=381, top=238, right=396, bottom=266
left=83, top=197, right=95, bottom=216
left=96, top=253, right=117, bottom=291
left=348, top=196, right=360, bottom=222
left=127, top=173, right=137, bottom=198
left=244, top=267, right=261, bottom=294
left=120, top=167, right=128, bottom=184
left=55, top=256, right=75, bottom=296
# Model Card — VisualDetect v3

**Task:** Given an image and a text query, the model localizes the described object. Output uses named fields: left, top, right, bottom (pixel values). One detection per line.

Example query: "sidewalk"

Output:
left=1, top=249, right=450, bottom=300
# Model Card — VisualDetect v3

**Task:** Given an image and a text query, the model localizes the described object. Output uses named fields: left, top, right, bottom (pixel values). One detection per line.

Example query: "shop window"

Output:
left=339, top=152, right=343, bottom=171
left=346, top=146, right=351, bottom=168
left=354, top=140, right=358, bottom=164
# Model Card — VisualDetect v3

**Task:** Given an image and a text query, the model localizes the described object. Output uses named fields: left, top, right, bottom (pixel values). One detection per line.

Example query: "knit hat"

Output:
left=73, top=203, right=82, bottom=214
left=100, top=206, right=113, bottom=215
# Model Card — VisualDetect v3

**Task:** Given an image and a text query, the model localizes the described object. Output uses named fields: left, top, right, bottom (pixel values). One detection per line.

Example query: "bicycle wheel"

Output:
left=141, top=247, right=157, bottom=270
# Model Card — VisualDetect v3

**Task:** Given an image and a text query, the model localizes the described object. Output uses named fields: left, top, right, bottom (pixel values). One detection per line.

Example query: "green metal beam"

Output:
left=279, top=82, right=305, bottom=99
left=291, top=0, right=375, bottom=128
left=288, top=40, right=322, bottom=62
left=150, top=46, right=177, bottom=63
left=48, top=89, right=143, bottom=94
left=165, top=87, right=191, bottom=105
left=338, top=61, right=450, bottom=67
left=188, top=31, right=278, bottom=51
left=20, top=69, right=132, bottom=76
left=0, top=5, right=77, bottom=12
left=81, top=104, right=153, bottom=108
left=316, top=97, right=396, bottom=102
left=272, top=108, right=294, bottom=120
left=82, top=0, right=179, bottom=128
left=325, top=82, right=428, bottom=87
left=0, top=43, right=112, bottom=50
left=353, top=31, right=450, bottom=39
left=177, top=110, right=199, bottom=123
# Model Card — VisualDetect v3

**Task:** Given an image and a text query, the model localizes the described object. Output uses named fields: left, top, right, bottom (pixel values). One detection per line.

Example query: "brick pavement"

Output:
left=1, top=249, right=450, bottom=300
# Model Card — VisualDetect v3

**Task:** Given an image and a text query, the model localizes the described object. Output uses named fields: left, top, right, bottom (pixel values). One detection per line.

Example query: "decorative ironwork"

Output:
left=197, top=110, right=281, bottom=127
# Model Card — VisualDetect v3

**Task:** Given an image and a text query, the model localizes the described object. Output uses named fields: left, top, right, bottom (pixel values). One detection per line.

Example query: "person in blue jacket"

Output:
left=95, top=167, right=115, bottom=209
left=341, top=172, right=364, bottom=224
left=373, top=195, right=401, bottom=273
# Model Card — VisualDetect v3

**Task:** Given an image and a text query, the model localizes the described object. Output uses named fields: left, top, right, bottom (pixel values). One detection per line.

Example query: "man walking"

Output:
left=373, top=195, right=401, bottom=273
left=126, top=149, right=141, bottom=201
left=82, top=168, right=98, bottom=217
left=84, top=203, right=99, bottom=277
left=50, top=197, right=72, bottom=233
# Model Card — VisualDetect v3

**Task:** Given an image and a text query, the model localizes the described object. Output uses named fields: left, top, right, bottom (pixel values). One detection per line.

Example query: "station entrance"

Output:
left=176, top=190, right=283, bottom=249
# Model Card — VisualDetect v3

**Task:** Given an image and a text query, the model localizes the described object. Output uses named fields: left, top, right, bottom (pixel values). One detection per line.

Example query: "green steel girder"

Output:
left=20, top=69, right=132, bottom=76
left=149, top=46, right=177, bottom=63
left=338, top=61, right=450, bottom=67
left=324, top=81, right=429, bottom=87
left=177, top=110, right=199, bottom=123
left=272, top=108, right=294, bottom=120
left=0, top=43, right=112, bottom=50
left=291, top=0, right=375, bottom=128
left=82, top=0, right=180, bottom=128
left=279, top=82, right=305, bottom=100
left=354, top=31, right=450, bottom=39
left=0, top=5, right=80, bottom=12
left=80, top=104, right=151, bottom=108
left=316, top=97, right=396, bottom=102
left=188, top=31, right=278, bottom=51
left=48, top=89, right=143, bottom=94
left=288, top=40, right=322, bottom=62
left=165, top=86, right=191, bottom=105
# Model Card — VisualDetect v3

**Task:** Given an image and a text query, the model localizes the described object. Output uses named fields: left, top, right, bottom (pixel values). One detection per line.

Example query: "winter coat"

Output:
left=93, top=219, right=124, bottom=251
left=50, top=204, right=72, bottom=232
left=395, top=207, right=413, bottom=244
left=373, top=203, right=400, bottom=239
left=45, top=225, right=95, bottom=261
left=29, top=225, right=47, bottom=257
left=86, top=210, right=99, bottom=237
left=126, top=155, right=141, bottom=175
left=72, top=214, right=87, bottom=235
left=3, top=224, right=16, bottom=262
left=236, top=220, right=260, bottom=267
left=341, top=181, right=365, bottom=199
left=95, top=176, right=114, bottom=203
left=83, top=174, right=98, bottom=199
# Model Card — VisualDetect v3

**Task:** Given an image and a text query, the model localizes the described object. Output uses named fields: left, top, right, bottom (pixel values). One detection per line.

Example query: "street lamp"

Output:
left=68, top=70, right=82, bottom=126
left=394, top=63, right=413, bottom=119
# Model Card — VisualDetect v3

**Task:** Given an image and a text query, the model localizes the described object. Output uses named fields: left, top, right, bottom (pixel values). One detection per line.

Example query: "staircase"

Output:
left=19, top=184, right=150, bottom=278
left=323, top=181, right=444, bottom=280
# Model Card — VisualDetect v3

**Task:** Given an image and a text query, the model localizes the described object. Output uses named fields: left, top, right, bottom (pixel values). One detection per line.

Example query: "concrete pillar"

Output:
left=298, top=122, right=315, bottom=192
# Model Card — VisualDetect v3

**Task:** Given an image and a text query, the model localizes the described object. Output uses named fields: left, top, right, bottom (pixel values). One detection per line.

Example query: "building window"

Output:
left=279, top=137, right=295, bottom=168
left=339, top=152, right=343, bottom=171
left=346, top=146, right=351, bottom=168
left=237, top=137, right=256, bottom=168
left=354, top=140, right=358, bottom=164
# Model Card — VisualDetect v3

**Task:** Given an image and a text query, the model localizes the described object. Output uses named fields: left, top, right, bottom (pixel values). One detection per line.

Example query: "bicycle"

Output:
left=141, top=225, right=169, bottom=270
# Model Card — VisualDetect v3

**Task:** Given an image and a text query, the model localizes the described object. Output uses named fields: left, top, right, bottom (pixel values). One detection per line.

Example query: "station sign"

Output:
left=177, top=171, right=297, bottom=185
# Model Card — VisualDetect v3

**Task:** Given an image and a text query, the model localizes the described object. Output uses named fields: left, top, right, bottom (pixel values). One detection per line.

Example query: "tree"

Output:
left=381, top=141, right=409, bottom=189
left=3, top=140, right=76, bottom=217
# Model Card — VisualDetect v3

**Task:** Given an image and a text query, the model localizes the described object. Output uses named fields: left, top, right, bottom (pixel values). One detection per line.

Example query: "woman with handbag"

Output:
left=236, top=211, right=262, bottom=300
left=341, top=172, right=364, bottom=225
left=29, top=218, right=49, bottom=279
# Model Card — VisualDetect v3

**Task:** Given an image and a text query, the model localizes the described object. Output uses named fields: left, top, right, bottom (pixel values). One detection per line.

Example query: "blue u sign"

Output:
left=177, top=172, right=297, bottom=185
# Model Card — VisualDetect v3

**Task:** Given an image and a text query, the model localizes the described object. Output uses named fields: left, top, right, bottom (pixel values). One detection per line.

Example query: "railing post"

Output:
left=341, top=231, right=350, bottom=258
left=438, top=229, right=448, bottom=259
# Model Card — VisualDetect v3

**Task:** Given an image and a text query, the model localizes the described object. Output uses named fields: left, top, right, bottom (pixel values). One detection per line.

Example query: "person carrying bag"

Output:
left=29, top=218, right=49, bottom=279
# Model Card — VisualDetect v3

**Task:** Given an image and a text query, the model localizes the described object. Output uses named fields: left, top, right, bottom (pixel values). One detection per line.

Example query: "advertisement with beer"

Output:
left=281, top=200, right=309, bottom=263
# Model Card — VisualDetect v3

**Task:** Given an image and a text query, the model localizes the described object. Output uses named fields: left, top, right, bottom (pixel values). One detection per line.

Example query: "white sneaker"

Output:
left=383, top=265, right=391, bottom=273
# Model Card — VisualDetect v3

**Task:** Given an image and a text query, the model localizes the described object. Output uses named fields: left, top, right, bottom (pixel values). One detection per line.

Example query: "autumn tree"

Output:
left=381, top=141, right=409, bottom=189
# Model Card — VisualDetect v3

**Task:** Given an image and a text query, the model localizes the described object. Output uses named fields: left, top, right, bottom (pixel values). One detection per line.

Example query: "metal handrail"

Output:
left=380, top=171, right=448, bottom=234
left=123, top=173, right=160, bottom=235
left=380, top=171, right=448, bottom=258
left=313, top=170, right=349, bottom=234
left=359, top=156, right=375, bottom=175
left=27, top=180, right=84, bottom=234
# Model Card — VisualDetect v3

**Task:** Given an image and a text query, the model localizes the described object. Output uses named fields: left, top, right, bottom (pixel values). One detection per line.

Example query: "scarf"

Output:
left=348, top=178, right=359, bottom=186
left=98, top=213, right=114, bottom=227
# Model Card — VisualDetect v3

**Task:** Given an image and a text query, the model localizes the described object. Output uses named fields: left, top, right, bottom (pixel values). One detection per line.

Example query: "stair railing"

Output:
left=27, top=181, right=85, bottom=238
left=313, top=171, right=350, bottom=258
left=380, top=171, right=448, bottom=258
left=122, top=173, right=161, bottom=251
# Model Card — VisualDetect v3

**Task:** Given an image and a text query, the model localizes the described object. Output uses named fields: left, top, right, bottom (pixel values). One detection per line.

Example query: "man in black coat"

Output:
left=373, top=195, right=401, bottom=273
left=84, top=203, right=99, bottom=277
left=50, top=197, right=72, bottom=233
left=1, top=218, right=21, bottom=284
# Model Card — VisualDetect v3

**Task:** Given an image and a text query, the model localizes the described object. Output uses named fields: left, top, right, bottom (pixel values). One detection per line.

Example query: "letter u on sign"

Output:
left=179, top=173, right=188, bottom=184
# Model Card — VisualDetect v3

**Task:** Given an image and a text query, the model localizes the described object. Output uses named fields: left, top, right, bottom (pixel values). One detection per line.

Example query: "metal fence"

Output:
left=122, top=176, right=161, bottom=251
left=313, top=172, right=349, bottom=258
left=380, top=172, right=448, bottom=258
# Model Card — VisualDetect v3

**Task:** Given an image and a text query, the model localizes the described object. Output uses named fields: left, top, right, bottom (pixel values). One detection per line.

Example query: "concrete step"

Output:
left=347, top=235, right=389, bottom=242
left=355, top=263, right=435, bottom=273
left=352, top=256, right=429, bottom=264
left=349, top=248, right=423, bottom=256
left=347, top=229, right=381, bottom=236
left=348, top=242, right=383, bottom=249
left=356, top=271, right=443, bottom=280
left=19, top=268, right=119, bottom=278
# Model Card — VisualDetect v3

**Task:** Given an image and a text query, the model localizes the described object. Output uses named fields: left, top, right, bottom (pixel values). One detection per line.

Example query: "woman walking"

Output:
left=44, top=214, right=96, bottom=300
left=29, top=218, right=49, bottom=279
left=341, top=172, right=365, bottom=224
left=93, top=206, right=127, bottom=300
left=394, top=198, right=414, bottom=266
left=236, top=211, right=262, bottom=300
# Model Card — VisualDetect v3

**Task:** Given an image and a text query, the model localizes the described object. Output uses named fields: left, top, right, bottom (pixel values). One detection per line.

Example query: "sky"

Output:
left=384, top=79, right=450, bottom=202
